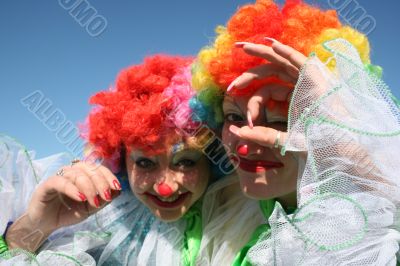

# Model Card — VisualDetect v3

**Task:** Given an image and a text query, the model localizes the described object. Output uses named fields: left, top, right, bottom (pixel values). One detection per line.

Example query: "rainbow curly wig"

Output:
left=84, top=54, right=217, bottom=165
left=192, top=0, right=381, bottom=120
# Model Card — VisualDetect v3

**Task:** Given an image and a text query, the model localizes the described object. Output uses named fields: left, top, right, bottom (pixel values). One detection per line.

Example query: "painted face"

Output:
left=222, top=94, right=298, bottom=200
left=126, top=141, right=210, bottom=222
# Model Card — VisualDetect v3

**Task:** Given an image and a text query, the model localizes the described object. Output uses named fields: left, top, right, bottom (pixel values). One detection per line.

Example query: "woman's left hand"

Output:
left=227, top=38, right=308, bottom=148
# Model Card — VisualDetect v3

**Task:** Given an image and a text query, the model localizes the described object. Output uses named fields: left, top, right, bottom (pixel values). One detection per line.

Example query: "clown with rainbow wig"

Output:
left=193, top=0, right=400, bottom=265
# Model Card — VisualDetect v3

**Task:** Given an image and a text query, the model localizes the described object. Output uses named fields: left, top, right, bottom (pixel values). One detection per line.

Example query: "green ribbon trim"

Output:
left=232, top=200, right=297, bottom=265
left=181, top=201, right=203, bottom=266
left=232, top=224, right=270, bottom=266
left=259, top=200, right=276, bottom=220
left=232, top=199, right=276, bottom=266
left=0, top=236, right=8, bottom=255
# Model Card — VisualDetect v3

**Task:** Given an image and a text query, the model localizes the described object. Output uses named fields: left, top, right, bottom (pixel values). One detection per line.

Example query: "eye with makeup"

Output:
left=175, top=159, right=196, bottom=168
left=224, top=113, right=245, bottom=123
left=135, top=157, right=157, bottom=169
left=265, top=117, right=288, bottom=130
left=223, top=98, right=245, bottom=125
left=172, top=150, right=202, bottom=170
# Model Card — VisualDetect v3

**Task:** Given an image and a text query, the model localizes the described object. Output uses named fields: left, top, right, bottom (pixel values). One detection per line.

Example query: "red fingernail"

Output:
left=94, top=196, right=100, bottom=208
left=227, top=83, right=235, bottom=93
left=235, top=43, right=245, bottom=48
left=78, top=192, right=87, bottom=202
left=247, top=111, right=254, bottom=129
left=264, top=37, right=278, bottom=44
left=104, top=189, right=112, bottom=201
left=113, top=180, right=121, bottom=190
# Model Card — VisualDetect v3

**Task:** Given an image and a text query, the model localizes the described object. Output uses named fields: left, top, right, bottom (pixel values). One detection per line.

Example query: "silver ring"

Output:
left=71, top=158, right=81, bottom=166
left=274, top=131, right=281, bottom=149
left=56, top=168, right=65, bottom=176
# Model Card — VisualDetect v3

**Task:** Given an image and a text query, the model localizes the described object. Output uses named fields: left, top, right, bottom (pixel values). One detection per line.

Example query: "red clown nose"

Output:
left=236, top=144, right=248, bottom=156
left=157, top=182, right=173, bottom=197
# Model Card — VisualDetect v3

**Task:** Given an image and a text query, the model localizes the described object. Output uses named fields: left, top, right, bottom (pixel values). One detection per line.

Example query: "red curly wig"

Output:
left=85, top=55, right=193, bottom=159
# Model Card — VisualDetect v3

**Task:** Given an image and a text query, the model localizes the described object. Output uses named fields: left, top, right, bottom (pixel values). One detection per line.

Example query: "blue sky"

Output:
left=1, top=0, right=399, bottom=158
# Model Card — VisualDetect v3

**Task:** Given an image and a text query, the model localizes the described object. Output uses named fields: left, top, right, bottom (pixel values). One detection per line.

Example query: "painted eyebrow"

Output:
left=224, top=95, right=234, bottom=102
left=223, top=97, right=242, bottom=112
left=130, top=151, right=158, bottom=161
left=172, top=149, right=202, bottom=163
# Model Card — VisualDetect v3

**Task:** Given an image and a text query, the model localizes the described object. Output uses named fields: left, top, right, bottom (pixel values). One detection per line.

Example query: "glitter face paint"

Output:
left=126, top=143, right=210, bottom=221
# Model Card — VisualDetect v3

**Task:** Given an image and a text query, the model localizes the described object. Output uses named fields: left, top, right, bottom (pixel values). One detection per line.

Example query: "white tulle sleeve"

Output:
left=0, top=135, right=187, bottom=265
left=0, top=134, right=72, bottom=235
left=247, top=39, right=400, bottom=265
left=197, top=174, right=264, bottom=265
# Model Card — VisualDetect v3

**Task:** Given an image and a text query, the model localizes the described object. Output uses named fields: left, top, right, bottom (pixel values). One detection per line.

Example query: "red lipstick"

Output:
left=233, top=157, right=284, bottom=173
left=145, top=192, right=190, bottom=208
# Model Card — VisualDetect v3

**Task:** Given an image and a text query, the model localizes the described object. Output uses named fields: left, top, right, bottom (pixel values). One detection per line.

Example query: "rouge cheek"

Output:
left=181, top=171, right=199, bottom=189
left=133, top=173, right=156, bottom=192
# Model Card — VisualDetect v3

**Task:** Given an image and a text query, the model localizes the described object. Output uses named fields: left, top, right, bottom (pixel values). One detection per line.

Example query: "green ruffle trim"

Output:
left=232, top=199, right=296, bottom=265
left=0, top=236, right=8, bottom=254
left=232, top=199, right=276, bottom=266
left=181, top=201, right=203, bottom=266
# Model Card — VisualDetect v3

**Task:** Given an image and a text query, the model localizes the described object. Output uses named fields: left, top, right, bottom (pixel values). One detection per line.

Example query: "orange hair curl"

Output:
left=200, top=0, right=341, bottom=95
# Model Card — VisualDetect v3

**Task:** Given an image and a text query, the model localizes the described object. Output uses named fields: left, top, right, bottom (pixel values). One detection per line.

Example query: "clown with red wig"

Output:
left=1, top=0, right=400, bottom=265
left=0, top=53, right=244, bottom=265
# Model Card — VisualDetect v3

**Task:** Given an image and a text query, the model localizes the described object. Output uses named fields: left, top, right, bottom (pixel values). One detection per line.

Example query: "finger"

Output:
left=237, top=42, right=299, bottom=78
left=270, top=40, right=307, bottom=69
left=42, top=175, right=87, bottom=204
left=247, top=84, right=293, bottom=125
left=247, top=110, right=254, bottom=129
left=229, top=124, right=288, bottom=149
left=74, top=163, right=113, bottom=203
left=64, top=167, right=101, bottom=208
left=97, top=165, right=122, bottom=191
left=228, top=64, right=296, bottom=92
left=76, top=160, right=122, bottom=191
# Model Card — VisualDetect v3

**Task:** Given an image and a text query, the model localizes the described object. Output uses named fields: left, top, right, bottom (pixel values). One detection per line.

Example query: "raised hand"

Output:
left=227, top=38, right=308, bottom=149
left=6, top=161, right=121, bottom=252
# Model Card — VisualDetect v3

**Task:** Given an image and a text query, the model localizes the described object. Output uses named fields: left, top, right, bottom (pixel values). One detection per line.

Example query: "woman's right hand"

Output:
left=6, top=161, right=121, bottom=252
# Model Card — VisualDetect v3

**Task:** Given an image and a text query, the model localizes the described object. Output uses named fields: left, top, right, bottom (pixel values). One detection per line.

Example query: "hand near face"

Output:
left=6, top=161, right=121, bottom=252
left=33, top=161, right=121, bottom=223
left=228, top=38, right=308, bottom=148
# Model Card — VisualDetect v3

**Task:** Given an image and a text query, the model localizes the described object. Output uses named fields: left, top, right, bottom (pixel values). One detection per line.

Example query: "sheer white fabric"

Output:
left=0, top=135, right=185, bottom=265
left=247, top=39, right=400, bottom=265
left=0, top=135, right=252, bottom=265
left=197, top=174, right=264, bottom=265
left=0, top=135, right=72, bottom=235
